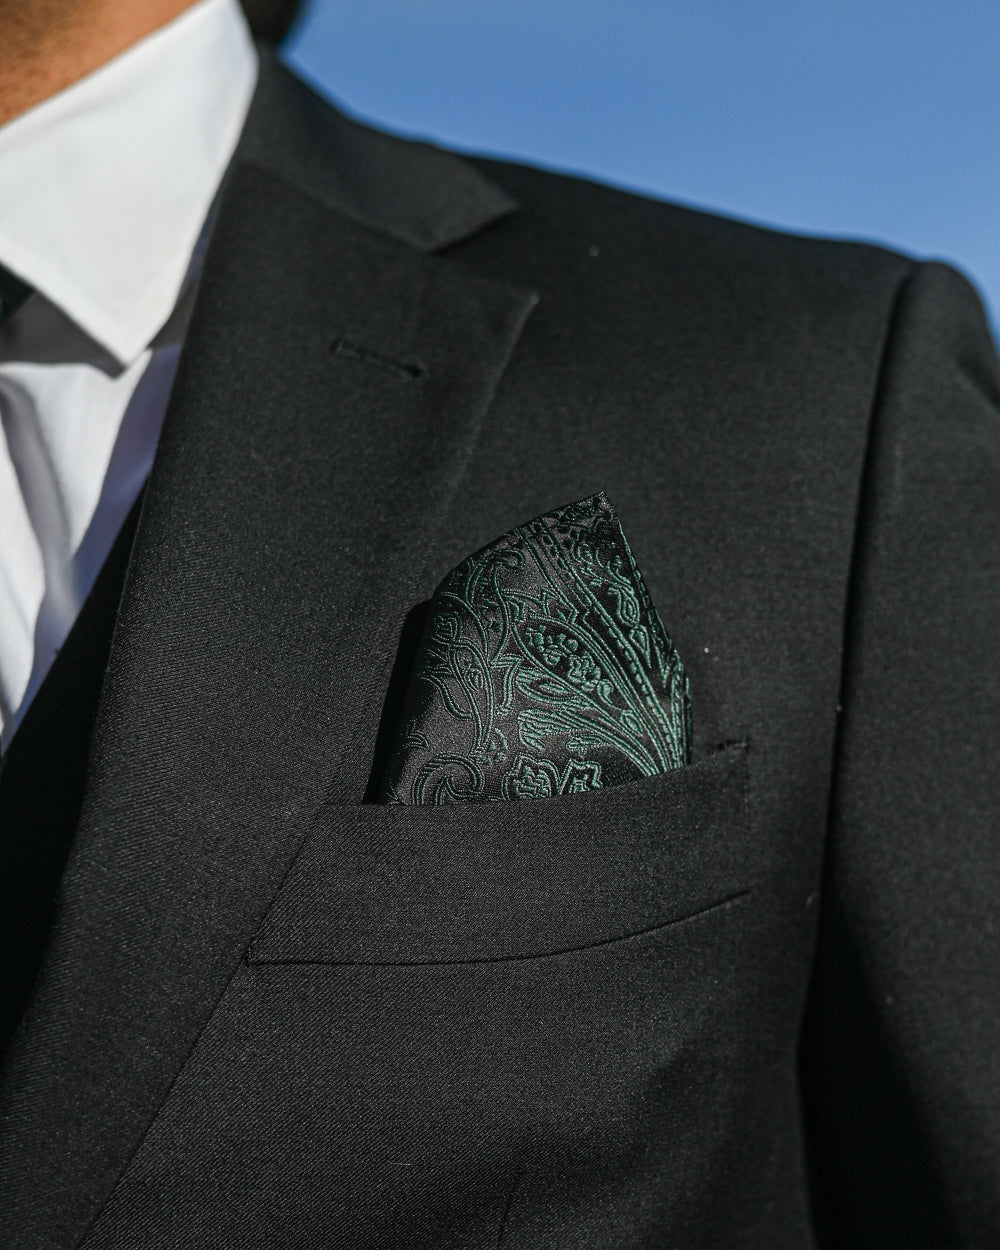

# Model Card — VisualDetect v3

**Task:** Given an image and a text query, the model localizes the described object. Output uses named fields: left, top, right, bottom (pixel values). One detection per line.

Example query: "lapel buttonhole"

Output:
left=331, top=335, right=428, bottom=382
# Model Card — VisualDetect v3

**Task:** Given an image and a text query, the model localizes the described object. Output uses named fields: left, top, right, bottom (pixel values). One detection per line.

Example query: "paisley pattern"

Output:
left=378, top=492, right=691, bottom=804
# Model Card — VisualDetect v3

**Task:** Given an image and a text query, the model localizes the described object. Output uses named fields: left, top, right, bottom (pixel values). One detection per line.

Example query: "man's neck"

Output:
left=0, top=0, right=199, bottom=128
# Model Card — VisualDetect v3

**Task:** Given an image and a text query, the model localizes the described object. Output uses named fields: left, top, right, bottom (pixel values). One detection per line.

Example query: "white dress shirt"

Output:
left=0, top=0, right=258, bottom=751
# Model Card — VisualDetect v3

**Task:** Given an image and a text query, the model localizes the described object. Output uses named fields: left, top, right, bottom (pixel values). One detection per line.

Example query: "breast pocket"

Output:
left=248, top=742, right=752, bottom=966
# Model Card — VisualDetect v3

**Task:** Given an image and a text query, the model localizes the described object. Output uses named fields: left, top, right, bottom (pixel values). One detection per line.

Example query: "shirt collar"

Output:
left=0, top=0, right=258, bottom=366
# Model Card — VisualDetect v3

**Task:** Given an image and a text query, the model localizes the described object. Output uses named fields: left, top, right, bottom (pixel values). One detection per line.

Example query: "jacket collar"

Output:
left=238, top=51, right=518, bottom=252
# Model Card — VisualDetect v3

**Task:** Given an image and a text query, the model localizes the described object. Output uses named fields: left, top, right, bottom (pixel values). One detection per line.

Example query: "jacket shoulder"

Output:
left=463, top=151, right=918, bottom=312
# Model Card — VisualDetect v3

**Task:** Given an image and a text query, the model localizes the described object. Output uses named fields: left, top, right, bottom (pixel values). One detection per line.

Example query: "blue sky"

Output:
left=285, top=0, right=1000, bottom=328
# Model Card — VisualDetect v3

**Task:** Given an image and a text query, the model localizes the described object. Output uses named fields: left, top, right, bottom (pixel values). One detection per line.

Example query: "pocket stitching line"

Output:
left=248, top=885, right=755, bottom=968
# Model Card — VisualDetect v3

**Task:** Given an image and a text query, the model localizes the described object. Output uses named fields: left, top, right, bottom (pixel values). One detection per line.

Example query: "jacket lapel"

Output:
left=0, top=57, right=535, bottom=1248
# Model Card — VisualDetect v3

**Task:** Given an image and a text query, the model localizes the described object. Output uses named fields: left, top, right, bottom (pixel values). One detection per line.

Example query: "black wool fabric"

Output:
left=0, top=495, right=142, bottom=1057
left=0, top=51, right=997, bottom=1250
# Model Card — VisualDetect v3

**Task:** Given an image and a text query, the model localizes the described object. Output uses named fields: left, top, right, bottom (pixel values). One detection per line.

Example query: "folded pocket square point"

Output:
left=378, top=491, right=691, bottom=804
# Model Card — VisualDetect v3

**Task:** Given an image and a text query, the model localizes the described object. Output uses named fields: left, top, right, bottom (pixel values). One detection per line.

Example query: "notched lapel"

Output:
left=0, top=64, right=535, bottom=1249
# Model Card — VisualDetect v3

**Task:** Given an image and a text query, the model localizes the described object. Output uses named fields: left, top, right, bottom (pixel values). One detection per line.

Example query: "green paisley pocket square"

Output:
left=377, top=492, right=691, bottom=804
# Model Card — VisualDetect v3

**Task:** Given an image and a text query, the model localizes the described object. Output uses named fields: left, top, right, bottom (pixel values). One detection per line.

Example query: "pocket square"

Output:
left=378, top=492, right=691, bottom=804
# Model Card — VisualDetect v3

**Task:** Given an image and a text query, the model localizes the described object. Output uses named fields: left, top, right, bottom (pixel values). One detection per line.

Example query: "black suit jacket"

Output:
left=1, top=53, right=998, bottom=1248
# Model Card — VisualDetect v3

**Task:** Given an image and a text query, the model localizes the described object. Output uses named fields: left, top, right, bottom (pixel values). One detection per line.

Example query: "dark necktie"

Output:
left=378, top=492, right=691, bottom=804
left=0, top=264, right=32, bottom=328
